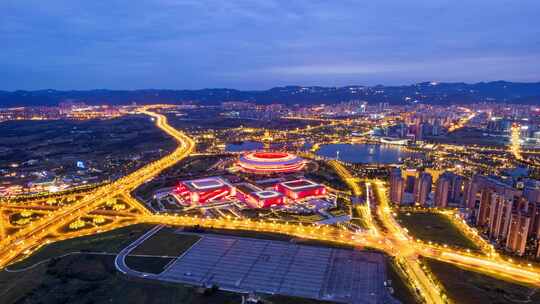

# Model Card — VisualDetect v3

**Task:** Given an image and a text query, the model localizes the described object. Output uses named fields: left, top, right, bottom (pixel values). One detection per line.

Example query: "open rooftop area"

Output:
left=147, top=233, right=396, bottom=304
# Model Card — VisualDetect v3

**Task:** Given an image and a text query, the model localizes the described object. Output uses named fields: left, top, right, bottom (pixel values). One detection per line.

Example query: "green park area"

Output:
left=125, top=227, right=201, bottom=274
left=8, top=224, right=153, bottom=270
left=423, top=258, right=540, bottom=304
left=396, top=211, right=480, bottom=251
left=259, top=295, right=338, bottom=304
left=0, top=254, right=242, bottom=304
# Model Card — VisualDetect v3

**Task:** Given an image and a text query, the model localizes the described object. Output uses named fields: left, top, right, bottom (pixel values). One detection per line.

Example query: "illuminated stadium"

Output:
left=238, top=152, right=305, bottom=174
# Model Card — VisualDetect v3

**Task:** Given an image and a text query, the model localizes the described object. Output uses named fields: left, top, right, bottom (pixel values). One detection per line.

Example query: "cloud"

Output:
left=265, top=63, right=405, bottom=76
left=248, top=55, right=540, bottom=79
left=0, top=0, right=539, bottom=89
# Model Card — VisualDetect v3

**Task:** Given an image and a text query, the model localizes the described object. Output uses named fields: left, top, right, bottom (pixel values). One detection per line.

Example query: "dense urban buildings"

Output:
left=465, top=175, right=540, bottom=257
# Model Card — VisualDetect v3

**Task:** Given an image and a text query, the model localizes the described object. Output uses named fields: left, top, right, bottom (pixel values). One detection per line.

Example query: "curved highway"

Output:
left=0, top=107, right=195, bottom=268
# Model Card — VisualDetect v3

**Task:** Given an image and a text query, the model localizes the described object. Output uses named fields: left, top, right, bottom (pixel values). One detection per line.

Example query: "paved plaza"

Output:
left=156, top=233, right=396, bottom=304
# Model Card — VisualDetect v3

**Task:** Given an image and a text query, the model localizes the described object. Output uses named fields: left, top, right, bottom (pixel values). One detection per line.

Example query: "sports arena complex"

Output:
left=237, top=152, right=305, bottom=174
left=171, top=151, right=328, bottom=208
left=174, top=177, right=234, bottom=205
left=275, top=179, right=326, bottom=200
left=174, top=176, right=326, bottom=208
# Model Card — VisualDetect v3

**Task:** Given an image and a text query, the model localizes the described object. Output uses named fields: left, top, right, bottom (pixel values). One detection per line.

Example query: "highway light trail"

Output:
left=0, top=106, right=195, bottom=268
left=370, top=180, right=447, bottom=304
left=0, top=206, right=6, bottom=241
left=370, top=181, right=540, bottom=300
left=328, top=160, right=361, bottom=196
left=447, top=107, right=475, bottom=132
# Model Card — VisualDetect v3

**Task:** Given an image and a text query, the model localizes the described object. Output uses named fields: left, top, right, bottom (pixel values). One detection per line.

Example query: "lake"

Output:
left=316, top=143, right=421, bottom=164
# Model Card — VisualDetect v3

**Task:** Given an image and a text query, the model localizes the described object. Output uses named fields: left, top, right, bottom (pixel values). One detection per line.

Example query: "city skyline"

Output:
left=2, top=100, right=540, bottom=304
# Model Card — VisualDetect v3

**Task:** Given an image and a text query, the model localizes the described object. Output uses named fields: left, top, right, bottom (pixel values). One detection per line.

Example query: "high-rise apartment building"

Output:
left=434, top=172, right=465, bottom=208
left=466, top=175, right=540, bottom=256
left=389, top=168, right=404, bottom=205
left=415, top=172, right=432, bottom=206
left=434, top=174, right=451, bottom=208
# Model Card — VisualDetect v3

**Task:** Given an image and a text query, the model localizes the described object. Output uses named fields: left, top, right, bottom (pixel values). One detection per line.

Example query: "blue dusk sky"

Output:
left=1, top=0, right=539, bottom=90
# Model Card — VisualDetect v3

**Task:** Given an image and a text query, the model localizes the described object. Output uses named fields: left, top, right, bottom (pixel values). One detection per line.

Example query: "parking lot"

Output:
left=156, top=233, right=396, bottom=304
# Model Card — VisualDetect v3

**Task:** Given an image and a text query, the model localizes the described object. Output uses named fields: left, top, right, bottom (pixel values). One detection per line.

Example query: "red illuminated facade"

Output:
left=174, top=176, right=325, bottom=208
left=238, top=152, right=305, bottom=174
left=275, top=179, right=326, bottom=200
left=175, top=177, right=233, bottom=205
left=235, top=183, right=284, bottom=208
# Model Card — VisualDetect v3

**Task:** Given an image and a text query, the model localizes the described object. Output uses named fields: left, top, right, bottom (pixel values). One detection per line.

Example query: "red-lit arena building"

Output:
left=175, top=177, right=234, bottom=205
left=238, top=152, right=305, bottom=174
left=275, top=179, right=326, bottom=200
left=235, top=183, right=284, bottom=208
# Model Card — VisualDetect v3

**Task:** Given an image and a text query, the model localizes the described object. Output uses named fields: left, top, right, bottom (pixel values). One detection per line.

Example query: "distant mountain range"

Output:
left=1, top=81, right=539, bottom=107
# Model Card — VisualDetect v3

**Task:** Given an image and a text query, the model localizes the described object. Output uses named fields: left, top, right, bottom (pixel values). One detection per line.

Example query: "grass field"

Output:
left=396, top=212, right=480, bottom=251
left=130, top=227, right=201, bottom=256
left=261, top=294, right=338, bottom=304
left=125, top=227, right=201, bottom=274
left=423, top=258, right=540, bottom=304
left=0, top=254, right=242, bottom=304
left=125, top=256, right=174, bottom=274
left=9, top=224, right=154, bottom=270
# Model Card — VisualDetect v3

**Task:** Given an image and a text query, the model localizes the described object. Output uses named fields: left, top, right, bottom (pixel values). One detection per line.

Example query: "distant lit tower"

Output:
left=399, top=123, right=407, bottom=138
left=262, top=129, right=273, bottom=150
left=336, top=150, right=340, bottom=161
left=433, top=119, right=442, bottom=136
